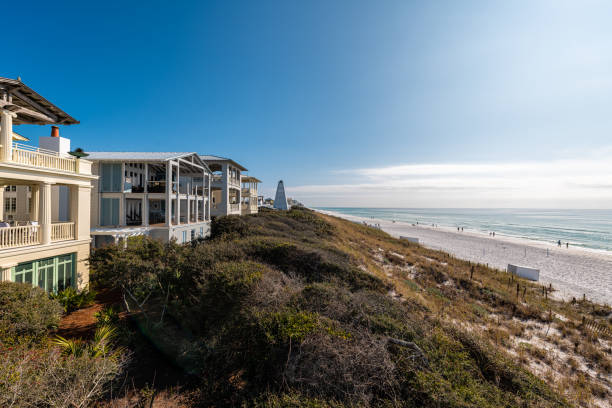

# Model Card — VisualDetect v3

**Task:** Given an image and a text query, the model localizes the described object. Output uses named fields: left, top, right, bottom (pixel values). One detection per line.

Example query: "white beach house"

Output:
left=0, top=77, right=94, bottom=291
left=201, top=155, right=247, bottom=217
left=88, top=152, right=211, bottom=246
left=240, top=176, right=261, bottom=215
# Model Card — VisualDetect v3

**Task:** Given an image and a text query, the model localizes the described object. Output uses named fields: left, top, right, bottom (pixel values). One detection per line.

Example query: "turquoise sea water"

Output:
left=316, top=208, right=612, bottom=252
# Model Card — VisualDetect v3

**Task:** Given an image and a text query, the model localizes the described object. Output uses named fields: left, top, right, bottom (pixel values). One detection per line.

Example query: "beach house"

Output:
left=240, top=176, right=261, bottom=215
left=201, top=155, right=247, bottom=217
left=88, top=152, right=211, bottom=246
left=0, top=77, right=94, bottom=291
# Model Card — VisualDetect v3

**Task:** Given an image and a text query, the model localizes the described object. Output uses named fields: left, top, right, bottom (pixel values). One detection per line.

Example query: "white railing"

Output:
left=51, top=222, right=75, bottom=242
left=0, top=225, right=40, bottom=249
left=230, top=203, right=240, bottom=212
left=11, top=143, right=77, bottom=173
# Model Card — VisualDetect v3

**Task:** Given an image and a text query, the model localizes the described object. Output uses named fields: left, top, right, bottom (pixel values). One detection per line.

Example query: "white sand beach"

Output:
left=317, top=209, right=612, bottom=305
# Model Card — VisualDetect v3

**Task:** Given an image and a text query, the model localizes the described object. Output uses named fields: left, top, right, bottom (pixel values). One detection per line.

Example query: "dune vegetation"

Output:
left=82, top=207, right=610, bottom=407
left=3, top=207, right=609, bottom=407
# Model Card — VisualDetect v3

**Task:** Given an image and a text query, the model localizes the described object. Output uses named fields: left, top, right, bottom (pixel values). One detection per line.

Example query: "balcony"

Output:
left=0, top=222, right=75, bottom=249
left=229, top=203, right=240, bottom=212
left=51, top=222, right=75, bottom=242
left=3, top=143, right=91, bottom=175
left=0, top=225, right=39, bottom=249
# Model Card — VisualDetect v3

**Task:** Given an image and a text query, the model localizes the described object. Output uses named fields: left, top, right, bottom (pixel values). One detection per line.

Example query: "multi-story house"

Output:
left=201, top=155, right=247, bottom=217
left=0, top=77, right=94, bottom=291
left=88, top=152, right=211, bottom=246
left=240, top=176, right=261, bottom=215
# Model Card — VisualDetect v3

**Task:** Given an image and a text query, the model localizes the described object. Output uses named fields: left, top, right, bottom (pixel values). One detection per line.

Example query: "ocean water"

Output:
left=316, top=208, right=612, bottom=252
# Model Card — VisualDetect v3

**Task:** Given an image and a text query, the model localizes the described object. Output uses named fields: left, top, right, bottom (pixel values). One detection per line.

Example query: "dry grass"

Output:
left=319, top=212, right=612, bottom=407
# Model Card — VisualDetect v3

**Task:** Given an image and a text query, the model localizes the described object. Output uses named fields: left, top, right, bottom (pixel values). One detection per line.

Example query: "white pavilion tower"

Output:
left=274, top=180, right=289, bottom=210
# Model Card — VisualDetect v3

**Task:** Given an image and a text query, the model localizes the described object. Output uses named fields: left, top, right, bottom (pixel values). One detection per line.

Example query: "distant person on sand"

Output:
left=558, top=240, right=561, bottom=247
left=566, top=242, right=569, bottom=248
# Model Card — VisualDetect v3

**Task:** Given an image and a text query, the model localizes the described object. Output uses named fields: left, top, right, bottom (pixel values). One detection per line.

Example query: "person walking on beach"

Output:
left=557, top=240, right=561, bottom=247
left=566, top=242, right=569, bottom=248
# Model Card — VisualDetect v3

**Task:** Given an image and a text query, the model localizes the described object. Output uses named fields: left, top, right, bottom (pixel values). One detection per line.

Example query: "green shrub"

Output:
left=95, top=305, right=120, bottom=326
left=0, top=282, right=63, bottom=345
left=260, top=310, right=320, bottom=343
left=51, top=286, right=96, bottom=313
left=211, top=215, right=252, bottom=239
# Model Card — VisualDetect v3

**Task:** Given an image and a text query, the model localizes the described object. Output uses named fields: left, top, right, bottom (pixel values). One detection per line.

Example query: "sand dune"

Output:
left=317, top=209, right=612, bottom=305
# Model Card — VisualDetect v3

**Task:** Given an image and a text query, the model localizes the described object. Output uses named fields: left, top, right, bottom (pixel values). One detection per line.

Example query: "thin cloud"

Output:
left=290, top=158, right=612, bottom=208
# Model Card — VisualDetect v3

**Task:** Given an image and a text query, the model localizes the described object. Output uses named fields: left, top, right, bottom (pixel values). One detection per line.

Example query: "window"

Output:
left=56, top=255, right=74, bottom=291
left=100, top=163, right=122, bottom=192
left=182, top=230, right=187, bottom=243
left=100, top=198, right=120, bottom=226
left=12, top=254, right=75, bottom=293
left=14, top=262, right=34, bottom=285
left=199, top=227, right=204, bottom=237
left=4, top=197, right=16, bottom=212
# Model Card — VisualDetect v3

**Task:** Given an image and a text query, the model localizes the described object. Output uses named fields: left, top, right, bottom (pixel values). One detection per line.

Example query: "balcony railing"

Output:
left=10, top=143, right=78, bottom=173
left=51, top=222, right=75, bottom=242
left=229, top=203, right=240, bottom=212
left=0, top=222, right=76, bottom=249
left=0, top=225, right=40, bottom=249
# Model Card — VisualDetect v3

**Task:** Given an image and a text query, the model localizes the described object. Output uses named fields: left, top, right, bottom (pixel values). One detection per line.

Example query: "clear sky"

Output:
left=6, top=1, right=612, bottom=208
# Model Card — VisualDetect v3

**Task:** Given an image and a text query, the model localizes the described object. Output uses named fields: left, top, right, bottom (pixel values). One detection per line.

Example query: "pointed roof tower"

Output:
left=274, top=180, right=289, bottom=210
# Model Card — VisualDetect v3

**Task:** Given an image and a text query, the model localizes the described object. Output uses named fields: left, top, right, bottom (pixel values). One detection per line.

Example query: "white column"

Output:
left=165, top=161, right=172, bottom=226
left=1, top=109, right=16, bottom=162
left=195, top=194, right=199, bottom=222
left=144, top=163, right=149, bottom=193
left=207, top=173, right=211, bottom=220
left=69, top=185, right=78, bottom=240
left=30, top=185, right=39, bottom=222
left=175, top=162, right=180, bottom=224
left=0, top=185, right=4, bottom=221
left=142, top=196, right=149, bottom=226
left=39, top=182, right=52, bottom=245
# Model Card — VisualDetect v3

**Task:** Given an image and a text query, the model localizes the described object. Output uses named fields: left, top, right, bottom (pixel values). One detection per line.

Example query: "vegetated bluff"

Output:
left=91, top=207, right=584, bottom=407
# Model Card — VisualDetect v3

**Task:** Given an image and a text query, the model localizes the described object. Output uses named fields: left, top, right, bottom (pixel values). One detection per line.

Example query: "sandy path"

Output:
left=317, top=210, right=612, bottom=305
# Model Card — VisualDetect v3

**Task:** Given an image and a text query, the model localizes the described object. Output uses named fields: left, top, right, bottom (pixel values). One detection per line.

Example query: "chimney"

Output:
left=51, top=126, right=59, bottom=137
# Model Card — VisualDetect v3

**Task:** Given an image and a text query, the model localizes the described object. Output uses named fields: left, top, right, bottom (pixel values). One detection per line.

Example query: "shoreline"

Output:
left=315, top=208, right=612, bottom=305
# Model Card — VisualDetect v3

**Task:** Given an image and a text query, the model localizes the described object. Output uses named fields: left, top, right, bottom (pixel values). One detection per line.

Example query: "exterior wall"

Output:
left=0, top=240, right=90, bottom=290
left=169, top=221, right=211, bottom=243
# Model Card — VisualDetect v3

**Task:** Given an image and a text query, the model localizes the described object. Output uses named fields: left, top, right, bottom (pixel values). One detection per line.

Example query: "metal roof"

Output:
left=87, top=152, right=196, bottom=161
left=0, top=77, right=79, bottom=125
left=200, top=154, right=247, bottom=171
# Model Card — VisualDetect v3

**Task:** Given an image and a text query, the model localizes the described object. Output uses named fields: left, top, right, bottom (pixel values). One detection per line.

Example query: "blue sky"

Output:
left=6, top=1, right=612, bottom=207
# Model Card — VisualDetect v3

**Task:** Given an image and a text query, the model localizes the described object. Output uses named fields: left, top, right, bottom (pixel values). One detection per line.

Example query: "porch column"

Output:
left=195, top=195, right=199, bottom=222
left=0, top=185, right=4, bottom=221
left=144, top=163, right=149, bottom=193
left=175, top=162, right=180, bottom=224
left=186, top=196, right=191, bottom=224
left=165, top=161, right=172, bottom=226
left=207, top=173, right=211, bottom=220
left=30, top=185, right=39, bottom=222
left=1, top=109, right=17, bottom=162
left=142, top=196, right=149, bottom=226
left=119, top=196, right=125, bottom=226
left=39, top=182, right=52, bottom=245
